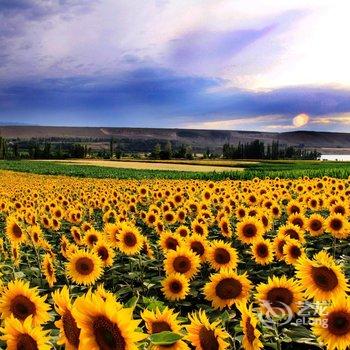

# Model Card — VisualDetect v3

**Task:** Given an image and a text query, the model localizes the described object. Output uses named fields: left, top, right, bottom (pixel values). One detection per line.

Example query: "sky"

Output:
left=0, top=0, right=350, bottom=132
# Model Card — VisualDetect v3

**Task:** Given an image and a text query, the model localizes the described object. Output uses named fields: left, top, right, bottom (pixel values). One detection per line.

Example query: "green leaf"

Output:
left=149, top=331, right=182, bottom=345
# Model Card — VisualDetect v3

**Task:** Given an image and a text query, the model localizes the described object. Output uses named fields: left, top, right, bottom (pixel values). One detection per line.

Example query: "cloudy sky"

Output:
left=0, top=0, right=350, bottom=131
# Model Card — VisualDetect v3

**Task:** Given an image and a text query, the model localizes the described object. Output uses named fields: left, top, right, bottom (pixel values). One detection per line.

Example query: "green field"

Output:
left=1, top=159, right=350, bottom=180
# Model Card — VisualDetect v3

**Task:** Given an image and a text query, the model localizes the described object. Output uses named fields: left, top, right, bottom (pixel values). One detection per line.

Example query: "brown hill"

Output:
left=0, top=126, right=349, bottom=153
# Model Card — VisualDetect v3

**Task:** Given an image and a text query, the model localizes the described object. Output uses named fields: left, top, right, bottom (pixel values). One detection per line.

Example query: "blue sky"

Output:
left=0, top=0, right=349, bottom=131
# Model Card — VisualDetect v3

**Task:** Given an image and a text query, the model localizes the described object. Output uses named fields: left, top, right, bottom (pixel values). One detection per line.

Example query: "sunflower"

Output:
left=0, top=315, right=51, bottom=350
left=0, top=279, right=50, bottom=326
left=312, top=297, right=350, bottom=350
left=207, top=240, right=238, bottom=271
left=94, top=284, right=117, bottom=303
left=256, top=275, right=303, bottom=315
left=238, top=303, right=263, bottom=350
left=164, top=245, right=200, bottom=279
left=70, top=226, right=83, bottom=245
left=186, top=234, right=208, bottom=262
left=283, top=239, right=304, bottom=265
left=251, top=239, right=274, bottom=265
left=141, top=307, right=189, bottom=350
left=186, top=310, right=229, bottom=350
left=203, top=269, right=251, bottom=309
left=191, top=219, right=208, bottom=237
left=295, top=251, right=348, bottom=301
left=176, top=225, right=190, bottom=238
left=42, top=253, right=56, bottom=287
left=28, top=225, right=43, bottom=246
left=236, top=217, right=264, bottom=244
left=93, top=240, right=115, bottom=267
left=306, top=214, right=325, bottom=237
left=278, top=223, right=305, bottom=243
left=118, top=223, right=144, bottom=255
left=160, top=232, right=182, bottom=252
left=326, top=213, right=350, bottom=239
left=104, top=222, right=121, bottom=247
left=161, top=273, right=190, bottom=301
left=66, top=249, right=103, bottom=286
left=6, top=216, right=27, bottom=245
left=52, top=286, right=81, bottom=350
left=73, top=292, right=146, bottom=350
left=219, top=217, right=232, bottom=238
left=84, top=228, right=103, bottom=248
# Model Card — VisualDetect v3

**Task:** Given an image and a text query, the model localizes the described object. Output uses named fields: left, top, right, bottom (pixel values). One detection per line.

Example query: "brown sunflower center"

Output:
left=310, top=220, right=322, bottom=231
left=62, top=310, right=80, bottom=347
left=124, top=232, right=137, bottom=247
left=191, top=241, right=205, bottom=256
left=330, top=218, right=343, bottom=231
left=199, top=326, right=219, bottom=350
left=292, top=218, right=303, bottom=227
left=256, top=244, right=268, bottom=258
left=222, top=222, right=229, bottom=234
left=290, top=246, right=301, bottom=259
left=173, top=256, right=191, bottom=274
left=98, top=247, right=109, bottom=261
left=75, top=257, right=94, bottom=275
left=215, top=278, right=242, bottom=300
left=12, top=223, right=23, bottom=238
left=277, top=240, right=286, bottom=255
left=10, top=295, right=36, bottom=321
left=194, top=225, right=204, bottom=235
left=311, top=266, right=338, bottom=291
left=46, top=262, right=54, bottom=277
left=170, top=280, right=183, bottom=293
left=285, top=229, right=299, bottom=240
left=290, top=205, right=300, bottom=214
left=214, top=248, right=230, bottom=264
left=266, top=287, right=293, bottom=308
left=152, top=321, right=172, bottom=334
left=165, top=237, right=178, bottom=250
left=245, top=317, right=255, bottom=344
left=327, top=311, right=350, bottom=336
left=334, top=206, right=345, bottom=215
left=93, top=316, right=126, bottom=350
left=243, top=224, right=257, bottom=238
left=88, top=235, right=98, bottom=245
left=16, top=334, right=38, bottom=350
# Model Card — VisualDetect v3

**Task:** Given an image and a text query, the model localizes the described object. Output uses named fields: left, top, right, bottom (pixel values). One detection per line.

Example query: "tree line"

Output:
left=223, top=140, right=321, bottom=160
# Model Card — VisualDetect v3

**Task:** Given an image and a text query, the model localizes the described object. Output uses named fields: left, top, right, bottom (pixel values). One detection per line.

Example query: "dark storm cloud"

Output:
left=1, top=67, right=350, bottom=127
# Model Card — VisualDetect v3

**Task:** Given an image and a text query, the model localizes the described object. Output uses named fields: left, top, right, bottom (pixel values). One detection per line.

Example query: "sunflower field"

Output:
left=0, top=170, right=349, bottom=350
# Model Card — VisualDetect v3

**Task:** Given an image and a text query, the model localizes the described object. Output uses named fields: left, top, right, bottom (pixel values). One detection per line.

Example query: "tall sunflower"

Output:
left=283, top=239, right=304, bottom=265
left=295, top=251, right=348, bottom=301
left=0, top=279, right=50, bottom=326
left=0, top=315, right=51, bottom=350
left=93, top=240, right=115, bottom=267
left=186, top=234, right=208, bottom=262
left=312, top=297, right=350, bottom=350
left=6, top=216, right=27, bottom=246
left=161, top=273, right=190, bottom=301
left=73, top=292, right=146, bottom=350
left=236, top=217, right=264, bottom=244
left=66, top=249, right=103, bottom=286
left=256, top=275, right=303, bottom=315
left=141, top=307, right=189, bottom=350
left=326, top=213, right=350, bottom=239
left=237, top=303, right=263, bottom=350
left=42, top=253, right=56, bottom=287
left=52, top=286, right=80, bottom=350
left=118, top=224, right=144, bottom=255
left=306, top=214, right=325, bottom=237
left=207, top=240, right=238, bottom=271
left=203, top=269, right=251, bottom=310
left=164, top=245, right=200, bottom=279
left=251, top=239, right=274, bottom=265
left=186, top=310, right=229, bottom=350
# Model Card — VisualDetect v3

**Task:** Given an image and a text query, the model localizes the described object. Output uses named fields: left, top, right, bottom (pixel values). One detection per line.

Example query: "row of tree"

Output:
left=150, top=142, right=194, bottom=160
left=223, top=140, right=321, bottom=160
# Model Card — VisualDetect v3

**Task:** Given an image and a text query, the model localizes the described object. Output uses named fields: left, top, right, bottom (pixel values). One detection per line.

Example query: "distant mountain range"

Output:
left=0, top=125, right=349, bottom=154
